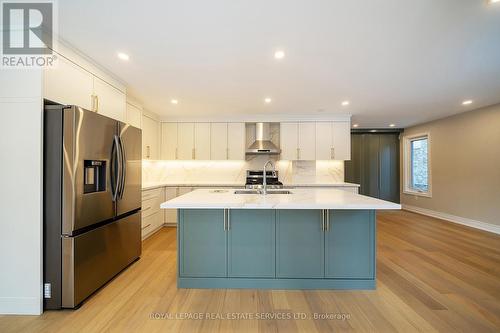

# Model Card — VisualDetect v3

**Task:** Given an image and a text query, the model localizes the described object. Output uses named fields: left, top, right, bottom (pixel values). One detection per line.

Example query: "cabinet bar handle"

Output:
left=95, top=95, right=99, bottom=112
left=331, top=147, right=335, bottom=160
left=223, top=209, right=227, bottom=231
left=146, top=145, right=151, bottom=159
left=326, top=209, right=330, bottom=231
left=227, top=209, right=231, bottom=230
left=321, top=210, right=325, bottom=231
left=142, top=223, right=151, bottom=230
left=142, top=207, right=151, bottom=212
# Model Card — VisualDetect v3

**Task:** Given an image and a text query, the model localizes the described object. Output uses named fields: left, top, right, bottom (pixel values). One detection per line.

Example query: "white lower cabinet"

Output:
left=141, top=188, right=165, bottom=239
left=164, top=187, right=179, bottom=225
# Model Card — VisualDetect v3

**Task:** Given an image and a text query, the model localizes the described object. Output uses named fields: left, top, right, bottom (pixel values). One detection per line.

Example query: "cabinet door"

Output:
left=43, top=56, right=93, bottom=110
left=298, top=123, right=316, bottom=160
left=93, top=77, right=126, bottom=122
left=161, top=123, right=178, bottom=160
left=126, top=102, right=142, bottom=129
left=142, top=115, right=159, bottom=159
left=194, top=123, right=211, bottom=160
left=179, top=209, right=226, bottom=277
left=227, top=123, right=245, bottom=160
left=362, top=134, right=380, bottom=198
left=210, top=123, right=228, bottom=160
left=164, top=187, right=178, bottom=224
left=228, top=210, right=275, bottom=278
left=315, top=122, right=333, bottom=160
left=325, top=210, right=375, bottom=279
left=276, top=210, right=324, bottom=278
left=280, top=123, right=298, bottom=160
left=332, top=121, right=351, bottom=160
left=379, top=134, right=400, bottom=203
left=177, top=123, right=195, bottom=160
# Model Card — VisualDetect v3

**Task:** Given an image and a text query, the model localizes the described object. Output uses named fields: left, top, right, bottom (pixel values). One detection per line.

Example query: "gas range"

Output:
left=245, top=170, right=284, bottom=189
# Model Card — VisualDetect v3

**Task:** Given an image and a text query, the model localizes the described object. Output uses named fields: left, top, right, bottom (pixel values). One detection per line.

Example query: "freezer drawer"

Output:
left=61, top=212, right=141, bottom=308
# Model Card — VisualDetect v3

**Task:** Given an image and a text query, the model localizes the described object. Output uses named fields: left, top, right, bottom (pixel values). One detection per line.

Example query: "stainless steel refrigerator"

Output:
left=43, top=104, right=142, bottom=309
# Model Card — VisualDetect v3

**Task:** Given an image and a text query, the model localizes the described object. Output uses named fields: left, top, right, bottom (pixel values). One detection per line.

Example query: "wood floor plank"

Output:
left=1, top=211, right=500, bottom=332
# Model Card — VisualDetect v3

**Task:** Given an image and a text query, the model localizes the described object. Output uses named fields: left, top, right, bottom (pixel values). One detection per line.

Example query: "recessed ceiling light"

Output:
left=264, top=97, right=272, bottom=104
left=353, top=124, right=359, bottom=128
left=117, top=52, right=129, bottom=61
left=462, top=100, right=473, bottom=105
left=171, top=99, right=178, bottom=105
left=389, top=124, right=396, bottom=127
left=342, top=101, right=350, bottom=106
left=274, top=50, right=285, bottom=59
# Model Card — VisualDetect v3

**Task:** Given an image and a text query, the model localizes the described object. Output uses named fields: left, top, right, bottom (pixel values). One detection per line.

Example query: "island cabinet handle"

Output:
left=223, top=209, right=229, bottom=231
left=325, top=209, right=330, bottom=231
left=227, top=210, right=231, bottom=230
left=321, top=210, right=325, bottom=231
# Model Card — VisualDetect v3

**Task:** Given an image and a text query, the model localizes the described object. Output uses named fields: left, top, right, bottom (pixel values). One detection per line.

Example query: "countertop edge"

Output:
left=143, top=182, right=360, bottom=190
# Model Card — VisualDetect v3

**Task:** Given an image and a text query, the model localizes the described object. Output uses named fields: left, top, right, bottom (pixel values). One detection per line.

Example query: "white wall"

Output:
left=0, top=69, right=44, bottom=315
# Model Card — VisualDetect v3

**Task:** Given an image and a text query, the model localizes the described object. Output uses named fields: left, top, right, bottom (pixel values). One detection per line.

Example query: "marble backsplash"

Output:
left=142, top=156, right=345, bottom=185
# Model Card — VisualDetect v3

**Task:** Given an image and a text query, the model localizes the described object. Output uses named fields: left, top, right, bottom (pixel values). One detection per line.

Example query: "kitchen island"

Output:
left=161, top=188, right=400, bottom=290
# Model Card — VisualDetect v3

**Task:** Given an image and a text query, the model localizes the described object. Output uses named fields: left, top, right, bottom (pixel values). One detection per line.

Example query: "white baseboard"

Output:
left=402, top=204, right=500, bottom=235
left=0, top=297, right=42, bottom=315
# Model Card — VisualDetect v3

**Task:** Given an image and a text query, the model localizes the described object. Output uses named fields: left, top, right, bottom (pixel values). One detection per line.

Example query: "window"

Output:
left=404, top=134, right=431, bottom=196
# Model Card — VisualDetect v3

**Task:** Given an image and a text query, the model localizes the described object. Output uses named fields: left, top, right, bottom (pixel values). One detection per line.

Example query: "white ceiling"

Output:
left=58, top=0, right=500, bottom=128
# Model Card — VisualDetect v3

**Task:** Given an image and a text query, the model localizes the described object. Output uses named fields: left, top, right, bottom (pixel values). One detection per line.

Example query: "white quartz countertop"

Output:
left=160, top=188, right=401, bottom=210
left=143, top=181, right=360, bottom=190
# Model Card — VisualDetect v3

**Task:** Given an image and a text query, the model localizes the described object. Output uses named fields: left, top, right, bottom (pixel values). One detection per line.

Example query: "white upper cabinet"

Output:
left=280, top=123, right=299, bottom=160
left=315, top=122, right=333, bottom=160
left=210, top=123, right=228, bottom=160
left=161, top=123, right=178, bottom=160
left=280, top=122, right=315, bottom=160
left=332, top=121, right=351, bottom=160
left=126, top=102, right=142, bottom=129
left=43, top=56, right=93, bottom=110
left=315, top=121, right=351, bottom=160
left=227, top=123, right=246, bottom=160
left=159, top=122, right=245, bottom=160
left=93, top=77, right=126, bottom=122
left=142, top=115, right=159, bottom=159
left=43, top=50, right=126, bottom=122
left=298, top=123, right=316, bottom=160
left=194, top=123, right=211, bottom=160
left=177, top=123, right=195, bottom=160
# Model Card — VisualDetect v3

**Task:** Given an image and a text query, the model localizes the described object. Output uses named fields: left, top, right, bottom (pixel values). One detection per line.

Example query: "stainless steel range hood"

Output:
left=246, top=123, right=281, bottom=154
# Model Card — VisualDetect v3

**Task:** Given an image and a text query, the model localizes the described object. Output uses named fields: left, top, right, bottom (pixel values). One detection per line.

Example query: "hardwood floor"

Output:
left=2, top=210, right=500, bottom=332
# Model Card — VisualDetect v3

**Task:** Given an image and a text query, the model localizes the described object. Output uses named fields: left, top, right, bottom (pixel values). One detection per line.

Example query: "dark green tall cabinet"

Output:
left=345, top=132, right=401, bottom=203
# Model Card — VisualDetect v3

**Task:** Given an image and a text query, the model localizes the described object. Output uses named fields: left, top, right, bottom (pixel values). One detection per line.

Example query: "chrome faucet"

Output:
left=262, top=160, right=275, bottom=195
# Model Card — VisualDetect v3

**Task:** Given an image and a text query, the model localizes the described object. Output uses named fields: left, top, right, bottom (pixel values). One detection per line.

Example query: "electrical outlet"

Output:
left=44, top=283, right=51, bottom=299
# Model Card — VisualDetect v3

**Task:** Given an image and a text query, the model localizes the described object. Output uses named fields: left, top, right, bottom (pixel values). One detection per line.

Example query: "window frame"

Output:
left=403, top=132, right=432, bottom=197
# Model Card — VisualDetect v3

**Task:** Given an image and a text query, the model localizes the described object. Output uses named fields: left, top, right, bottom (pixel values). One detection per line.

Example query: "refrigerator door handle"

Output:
left=112, top=135, right=122, bottom=202
left=118, top=136, right=126, bottom=199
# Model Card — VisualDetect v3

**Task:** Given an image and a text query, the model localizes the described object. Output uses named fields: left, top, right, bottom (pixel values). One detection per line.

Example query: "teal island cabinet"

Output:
left=177, top=208, right=376, bottom=290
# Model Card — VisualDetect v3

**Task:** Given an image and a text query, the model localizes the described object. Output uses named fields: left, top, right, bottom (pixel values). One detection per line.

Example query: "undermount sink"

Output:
left=234, top=190, right=293, bottom=195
